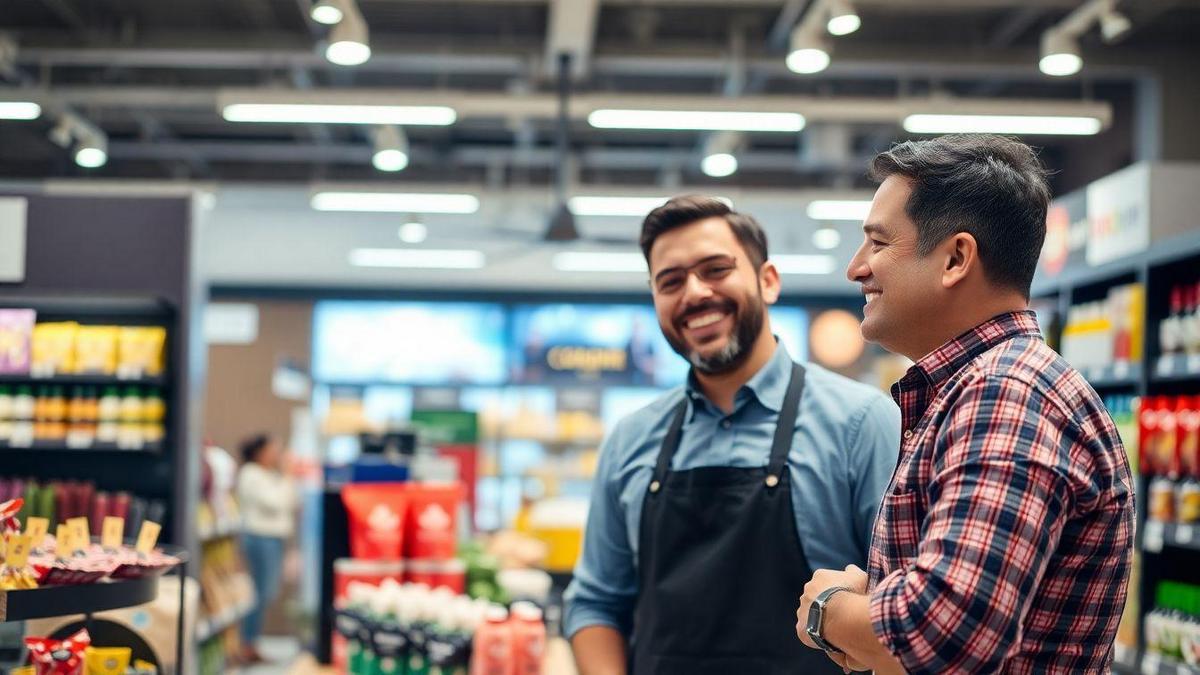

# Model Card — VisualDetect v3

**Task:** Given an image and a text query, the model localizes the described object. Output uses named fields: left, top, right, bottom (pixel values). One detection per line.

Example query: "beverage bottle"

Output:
left=510, top=602, right=546, bottom=675
left=1163, top=286, right=1183, bottom=356
left=469, top=605, right=513, bottom=675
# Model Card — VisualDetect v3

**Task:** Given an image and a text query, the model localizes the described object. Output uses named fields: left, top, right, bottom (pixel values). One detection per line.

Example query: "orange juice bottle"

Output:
left=469, top=605, right=513, bottom=675
left=510, top=602, right=545, bottom=675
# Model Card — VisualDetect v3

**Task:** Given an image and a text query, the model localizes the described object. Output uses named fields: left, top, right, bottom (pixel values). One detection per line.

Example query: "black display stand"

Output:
left=316, top=488, right=351, bottom=664
left=1033, top=229, right=1200, bottom=675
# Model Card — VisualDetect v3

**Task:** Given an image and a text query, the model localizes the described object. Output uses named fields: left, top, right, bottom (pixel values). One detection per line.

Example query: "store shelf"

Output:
left=1154, top=354, right=1200, bottom=383
left=0, top=295, right=174, bottom=317
left=1079, top=362, right=1142, bottom=389
left=0, top=373, right=167, bottom=386
left=0, top=439, right=164, bottom=453
left=0, top=575, right=163, bottom=622
left=1143, top=521, right=1200, bottom=553
left=196, top=601, right=255, bottom=642
left=1140, top=653, right=1200, bottom=675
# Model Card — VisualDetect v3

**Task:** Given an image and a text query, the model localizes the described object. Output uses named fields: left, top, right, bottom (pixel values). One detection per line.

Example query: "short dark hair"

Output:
left=640, top=195, right=769, bottom=269
left=868, top=134, right=1051, bottom=298
left=240, top=433, right=272, bottom=463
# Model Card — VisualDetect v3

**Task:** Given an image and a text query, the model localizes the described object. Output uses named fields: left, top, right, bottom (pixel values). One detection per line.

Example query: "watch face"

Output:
left=806, top=602, right=822, bottom=636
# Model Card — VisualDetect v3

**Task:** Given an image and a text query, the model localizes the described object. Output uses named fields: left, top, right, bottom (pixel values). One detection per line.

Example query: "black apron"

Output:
left=631, top=363, right=843, bottom=675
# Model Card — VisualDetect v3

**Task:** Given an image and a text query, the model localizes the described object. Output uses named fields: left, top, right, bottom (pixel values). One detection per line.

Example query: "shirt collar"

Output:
left=685, top=338, right=792, bottom=415
left=891, top=310, right=1043, bottom=417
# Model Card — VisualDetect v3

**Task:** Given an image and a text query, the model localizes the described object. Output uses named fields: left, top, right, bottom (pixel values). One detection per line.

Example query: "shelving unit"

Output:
left=1032, top=227, right=1200, bottom=673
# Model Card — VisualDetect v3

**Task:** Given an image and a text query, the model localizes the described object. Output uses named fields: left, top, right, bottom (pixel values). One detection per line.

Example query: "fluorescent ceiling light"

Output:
left=812, top=227, right=841, bottom=250
left=0, top=101, right=41, bottom=120
left=807, top=200, right=872, bottom=221
left=398, top=221, right=427, bottom=243
left=222, top=104, right=456, bottom=125
left=903, top=113, right=1102, bottom=136
left=568, top=195, right=733, bottom=217
left=826, top=0, right=861, bottom=36
left=310, top=0, right=344, bottom=24
left=588, top=109, right=804, bottom=132
left=772, top=254, right=837, bottom=275
left=1039, top=31, right=1082, bottom=77
left=349, top=248, right=485, bottom=269
left=312, top=192, right=480, bottom=213
left=701, top=152, right=738, bottom=178
left=552, top=252, right=648, bottom=273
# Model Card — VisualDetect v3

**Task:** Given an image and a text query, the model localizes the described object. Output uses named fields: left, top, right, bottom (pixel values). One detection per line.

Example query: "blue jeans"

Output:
left=241, top=533, right=285, bottom=645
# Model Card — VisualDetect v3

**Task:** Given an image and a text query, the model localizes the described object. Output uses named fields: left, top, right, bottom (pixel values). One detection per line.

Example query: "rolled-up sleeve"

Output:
left=868, top=376, right=1075, bottom=673
left=849, top=396, right=901, bottom=561
left=563, top=425, right=638, bottom=638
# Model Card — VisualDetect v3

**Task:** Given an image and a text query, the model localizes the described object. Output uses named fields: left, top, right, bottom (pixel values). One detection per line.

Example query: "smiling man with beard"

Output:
left=565, top=196, right=901, bottom=675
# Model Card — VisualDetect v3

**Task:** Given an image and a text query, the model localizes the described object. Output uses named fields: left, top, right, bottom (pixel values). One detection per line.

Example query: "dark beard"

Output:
left=664, top=293, right=765, bottom=375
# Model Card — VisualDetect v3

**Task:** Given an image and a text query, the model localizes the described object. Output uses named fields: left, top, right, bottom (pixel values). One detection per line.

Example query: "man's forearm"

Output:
left=570, top=625, right=629, bottom=675
left=826, top=592, right=906, bottom=674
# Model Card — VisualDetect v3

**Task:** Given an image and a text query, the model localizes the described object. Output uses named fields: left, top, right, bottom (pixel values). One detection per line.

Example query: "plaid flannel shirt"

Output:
left=867, top=311, right=1135, bottom=674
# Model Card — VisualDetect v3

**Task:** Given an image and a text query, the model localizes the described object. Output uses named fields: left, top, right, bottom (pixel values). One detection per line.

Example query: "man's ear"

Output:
left=941, top=232, right=978, bottom=290
left=760, top=260, right=782, bottom=304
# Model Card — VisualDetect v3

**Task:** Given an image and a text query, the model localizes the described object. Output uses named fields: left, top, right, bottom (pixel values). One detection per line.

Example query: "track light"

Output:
left=1099, top=9, right=1132, bottom=43
left=700, top=131, right=740, bottom=178
left=398, top=219, right=427, bottom=243
left=325, top=0, right=370, bottom=66
left=825, top=0, right=860, bottom=36
left=787, top=22, right=831, bottom=74
left=1039, top=30, right=1082, bottom=77
left=74, top=133, right=108, bottom=169
left=371, top=125, right=409, bottom=172
left=48, top=112, right=108, bottom=168
left=310, top=0, right=344, bottom=25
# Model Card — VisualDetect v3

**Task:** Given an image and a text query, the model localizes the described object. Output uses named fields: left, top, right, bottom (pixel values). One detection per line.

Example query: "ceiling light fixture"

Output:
left=903, top=113, right=1103, bottom=136
left=700, top=130, right=741, bottom=178
left=371, top=125, right=409, bottom=172
left=1099, top=9, right=1132, bottom=43
left=349, top=248, right=485, bottom=269
left=825, top=0, right=861, bottom=36
left=807, top=200, right=872, bottom=221
left=552, top=252, right=649, bottom=273
left=588, top=109, right=804, bottom=132
left=312, top=191, right=480, bottom=213
left=0, top=101, right=41, bottom=120
left=325, top=0, right=370, bottom=66
left=787, top=21, right=831, bottom=74
left=222, top=103, right=456, bottom=126
left=1039, top=30, right=1082, bottom=77
left=812, top=228, right=842, bottom=250
left=398, top=220, right=428, bottom=243
left=772, top=254, right=837, bottom=275
left=310, top=0, right=344, bottom=25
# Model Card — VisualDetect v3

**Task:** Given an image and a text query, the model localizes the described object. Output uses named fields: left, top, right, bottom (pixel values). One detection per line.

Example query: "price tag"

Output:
left=1189, top=354, right=1200, bottom=374
left=66, top=516, right=90, bottom=553
left=1145, top=520, right=1165, bottom=553
left=4, top=533, right=31, bottom=568
left=24, top=517, right=49, bottom=547
left=55, top=524, right=70, bottom=556
left=1158, top=355, right=1174, bottom=378
left=1114, top=361, right=1130, bottom=379
left=1177, top=524, right=1194, bottom=545
left=101, top=517, right=125, bottom=550
left=1142, top=652, right=1161, bottom=675
left=135, top=521, right=161, bottom=555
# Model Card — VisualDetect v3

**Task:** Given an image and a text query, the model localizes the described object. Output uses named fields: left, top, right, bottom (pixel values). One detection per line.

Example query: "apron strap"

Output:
left=649, top=398, right=688, bottom=493
left=766, top=362, right=806, bottom=487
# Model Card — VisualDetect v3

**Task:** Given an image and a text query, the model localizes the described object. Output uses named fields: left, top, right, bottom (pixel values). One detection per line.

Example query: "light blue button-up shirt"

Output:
left=563, top=341, right=901, bottom=638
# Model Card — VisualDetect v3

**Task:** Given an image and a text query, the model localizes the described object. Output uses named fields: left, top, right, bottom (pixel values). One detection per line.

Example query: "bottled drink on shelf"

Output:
left=1163, top=286, right=1185, bottom=357
left=510, top=601, right=546, bottom=675
left=470, top=605, right=514, bottom=675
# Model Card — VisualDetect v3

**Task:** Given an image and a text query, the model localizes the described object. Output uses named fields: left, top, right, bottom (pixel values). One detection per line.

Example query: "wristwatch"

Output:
left=806, top=585, right=852, bottom=654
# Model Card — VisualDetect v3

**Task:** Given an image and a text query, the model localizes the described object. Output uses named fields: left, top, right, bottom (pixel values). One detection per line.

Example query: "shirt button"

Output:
left=903, top=429, right=914, bottom=440
left=721, top=419, right=732, bottom=429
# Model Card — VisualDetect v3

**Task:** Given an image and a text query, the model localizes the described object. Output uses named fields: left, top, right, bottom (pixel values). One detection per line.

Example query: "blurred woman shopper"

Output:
left=237, top=433, right=297, bottom=664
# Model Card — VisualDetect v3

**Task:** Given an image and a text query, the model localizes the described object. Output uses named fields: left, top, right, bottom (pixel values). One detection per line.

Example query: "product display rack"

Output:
left=1032, top=229, right=1200, bottom=675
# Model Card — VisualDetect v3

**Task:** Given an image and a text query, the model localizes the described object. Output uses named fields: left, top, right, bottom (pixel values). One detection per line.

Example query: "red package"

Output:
left=341, top=483, right=407, bottom=559
left=403, top=482, right=464, bottom=559
left=0, top=497, right=23, bottom=536
left=25, top=628, right=90, bottom=674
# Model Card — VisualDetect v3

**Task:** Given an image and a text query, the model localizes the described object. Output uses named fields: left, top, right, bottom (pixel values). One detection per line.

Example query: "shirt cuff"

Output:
left=869, top=568, right=929, bottom=674
left=562, top=602, right=627, bottom=640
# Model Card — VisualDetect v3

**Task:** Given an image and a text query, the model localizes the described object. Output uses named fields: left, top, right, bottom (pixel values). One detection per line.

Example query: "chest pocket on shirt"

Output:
left=876, top=489, right=924, bottom=572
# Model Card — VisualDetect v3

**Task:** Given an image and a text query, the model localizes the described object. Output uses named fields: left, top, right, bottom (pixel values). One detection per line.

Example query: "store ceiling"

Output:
left=2, top=0, right=1198, bottom=292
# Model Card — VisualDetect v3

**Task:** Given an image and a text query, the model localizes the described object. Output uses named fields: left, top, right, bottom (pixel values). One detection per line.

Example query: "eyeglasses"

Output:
left=651, top=255, right=738, bottom=295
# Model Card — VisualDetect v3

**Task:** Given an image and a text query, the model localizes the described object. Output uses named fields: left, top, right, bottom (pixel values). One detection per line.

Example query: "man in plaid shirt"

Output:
left=796, top=134, right=1135, bottom=674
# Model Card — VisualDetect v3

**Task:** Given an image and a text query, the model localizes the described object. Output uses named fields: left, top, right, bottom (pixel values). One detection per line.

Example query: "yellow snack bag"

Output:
left=73, top=325, right=119, bottom=374
left=117, top=327, right=166, bottom=377
left=84, top=646, right=132, bottom=675
left=31, top=322, right=78, bottom=376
